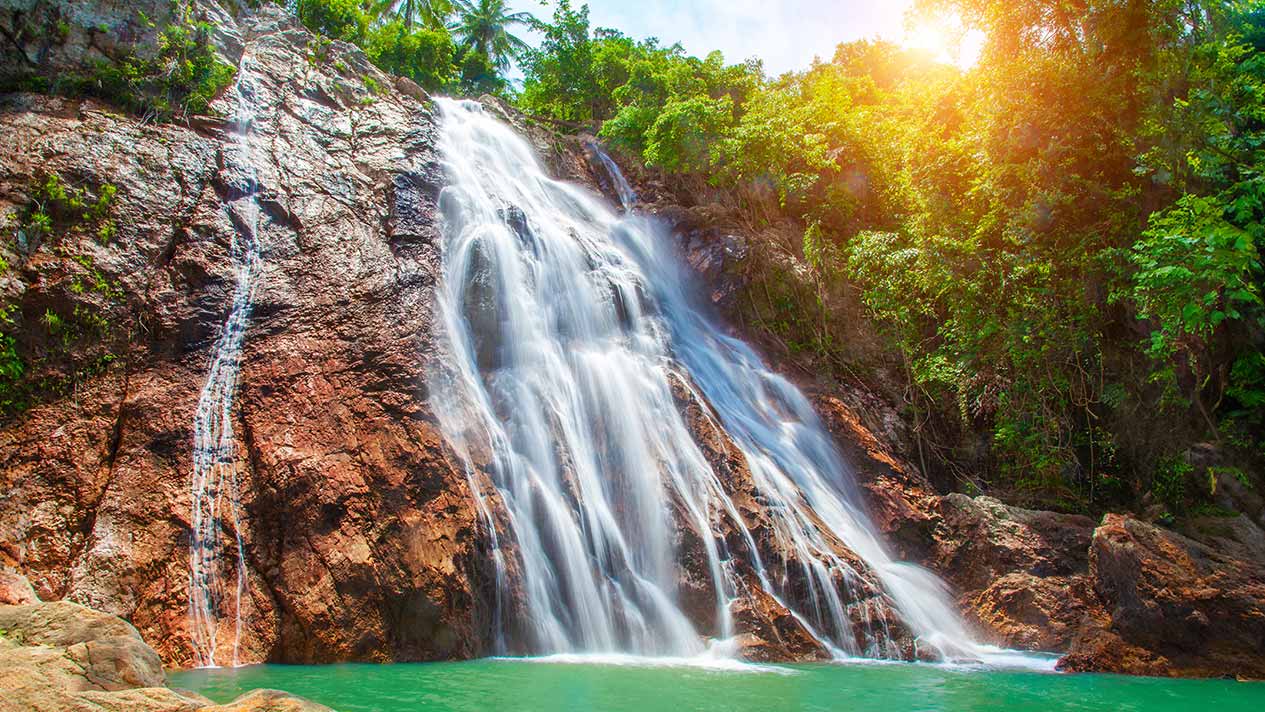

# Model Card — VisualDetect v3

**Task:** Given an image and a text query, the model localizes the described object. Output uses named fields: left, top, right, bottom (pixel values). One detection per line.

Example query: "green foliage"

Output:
left=0, top=307, right=25, bottom=415
left=1153, top=456, right=1194, bottom=514
left=290, top=0, right=528, bottom=96
left=364, top=20, right=456, bottom=91
left=521, top=3, right=761, bottom=163
left=455, top=46, right=507, bottom=95
left=835, top=0, right=1265, bottom=508
left=296, top=0, right=369, bottom=44
left=69, top=7, right=237, bottom=121
left=643, top=95, right=735, bottom=173
left=1123, top=19, right=1265, bottom=444
left=450, top=0, right=533, bottom=73
left=1, top=174, right=123, bottom=418
left=519, top=0, right=1265, bottom=511
left=153, top=20, right=238, bottom=116
left=1125, top=195, right=1260, bottom=367
left=367, top=0, right=454, bottom=31
left=11, top=173, right=118, bottom=256
left=518, top=0, right=599, bottom=121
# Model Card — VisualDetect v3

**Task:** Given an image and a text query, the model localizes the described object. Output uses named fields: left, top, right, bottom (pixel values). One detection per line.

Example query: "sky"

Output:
left=512, top=0, right=922, bottom=77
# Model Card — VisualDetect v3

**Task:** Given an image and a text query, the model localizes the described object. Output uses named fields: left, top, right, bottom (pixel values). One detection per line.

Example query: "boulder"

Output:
left=0, top=569, right=38, bottom=606
left=0, top=601, right=332, bottom=711
left=927, top=494, right=1097, bottom=650
left=0, top=600, right=166, bottom=690
left=1059, top=514, right=1265, bottom=678
left=205, top=689, right=333, bottom=711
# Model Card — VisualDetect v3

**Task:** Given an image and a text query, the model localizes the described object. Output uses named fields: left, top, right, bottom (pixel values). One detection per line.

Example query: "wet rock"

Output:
left=387, top=169, right=443, bottom=248
left=1060, top=514, right=1265, bottom=678
left=459, top=236, right=504, bottom=372
left=927, top=495, right=1096, bottom=650
left=729, top=585, right=831, bottom=663
left=811, top=394, right=940, bottom=562
left=667, top=373, right=917, bottom=662
left=674, top=221, right=750, bottom=309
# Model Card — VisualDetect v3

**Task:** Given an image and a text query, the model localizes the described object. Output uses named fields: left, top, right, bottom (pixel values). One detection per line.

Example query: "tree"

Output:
left=450, top=0, right=534, bottom=72
left=367, top=0, right=453, bottom=31
left=511, top=0, right=1265, bottom=510
left=519, top=0, right=600, bottom=121
left=365, top=20, right=456, bottom=90
left=456, top=45, right=507, bottom=94
left=1122, top=9, right=1265, bottom=443
left=295, top=0, right=369, bottom=44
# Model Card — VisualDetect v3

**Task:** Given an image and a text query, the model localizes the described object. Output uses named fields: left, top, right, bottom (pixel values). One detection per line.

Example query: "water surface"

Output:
left=170, top=659, right=1264, bottom=711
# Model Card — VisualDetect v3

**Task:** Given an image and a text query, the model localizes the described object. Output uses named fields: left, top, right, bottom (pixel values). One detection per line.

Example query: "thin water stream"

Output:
left=188, top=54, right=265, bottom=669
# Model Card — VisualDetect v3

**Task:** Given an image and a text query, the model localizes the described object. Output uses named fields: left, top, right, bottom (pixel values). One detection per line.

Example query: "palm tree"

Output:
left=450, top=0, right=535, bottom=71
left=367, top=0, right=453, bottom=31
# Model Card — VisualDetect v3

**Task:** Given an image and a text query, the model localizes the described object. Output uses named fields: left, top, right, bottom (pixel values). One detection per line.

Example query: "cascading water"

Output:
left=188, top=54, right=265, bottom=669
left=429, top=98, right=1019, bottom=665
left=586, top=141, right=638, bottom=212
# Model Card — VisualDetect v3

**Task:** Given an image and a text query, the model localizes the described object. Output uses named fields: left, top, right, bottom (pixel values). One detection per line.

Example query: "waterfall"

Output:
left=429, top=98, right=996, bottom=663
left=188, top=55, right=264, bottom=669
left=586, top=141, right=638, bottom=212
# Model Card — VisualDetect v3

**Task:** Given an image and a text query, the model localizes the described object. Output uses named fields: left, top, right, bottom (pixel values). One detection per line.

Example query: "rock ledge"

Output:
left=0, top=586, right=332, bottom=711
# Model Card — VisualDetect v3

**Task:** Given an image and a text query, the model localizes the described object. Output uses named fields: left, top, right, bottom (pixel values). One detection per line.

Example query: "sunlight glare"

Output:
left=902, top=12, right=985, bottom=69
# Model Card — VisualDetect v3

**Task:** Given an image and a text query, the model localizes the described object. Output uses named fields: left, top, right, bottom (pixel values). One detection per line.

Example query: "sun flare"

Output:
left=902, top=14, right=986, bottom=68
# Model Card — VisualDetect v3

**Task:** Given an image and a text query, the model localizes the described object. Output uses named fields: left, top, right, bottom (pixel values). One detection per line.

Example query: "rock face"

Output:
left=927, top=495, right=1097, bottom=651
left=1059, top=514, right=1265, bottom=678
left=0, top=599, right=332, bottom=711
left=0, top=3, right=487, bottom=668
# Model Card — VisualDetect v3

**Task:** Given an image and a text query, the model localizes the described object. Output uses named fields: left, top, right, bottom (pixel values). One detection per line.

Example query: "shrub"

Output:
left=296, top=0, right=369, bottom=45
left=365, top=20, right=455, bottom=92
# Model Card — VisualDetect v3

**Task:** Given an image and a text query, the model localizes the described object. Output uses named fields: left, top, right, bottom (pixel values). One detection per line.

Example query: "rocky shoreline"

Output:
left=0, top=0, right=1262, bottom=684
left=0, top=573, right=328, bottom=711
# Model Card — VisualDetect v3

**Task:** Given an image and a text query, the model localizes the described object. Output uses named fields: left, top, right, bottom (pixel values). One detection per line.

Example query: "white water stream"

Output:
left=428, top=99, right=1015, bottom=664
left=188, top=55, right=264, bottom=669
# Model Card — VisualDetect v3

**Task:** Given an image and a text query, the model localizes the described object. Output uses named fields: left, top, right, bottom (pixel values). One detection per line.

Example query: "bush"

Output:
left=39, top=11, right=238, bottom=122
left=642, top=95, right=735, bottom=173
left=456, top=48, right=506, bottom=95
left=152, top=21, right=237, bottom=116
left=1153, top=456, right=1194, bottom=515
left=295, top=0, right=369, bottom=45
left=1, top=172, right=123, bottom=418
left=365, top=20, right=455, bottom=92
